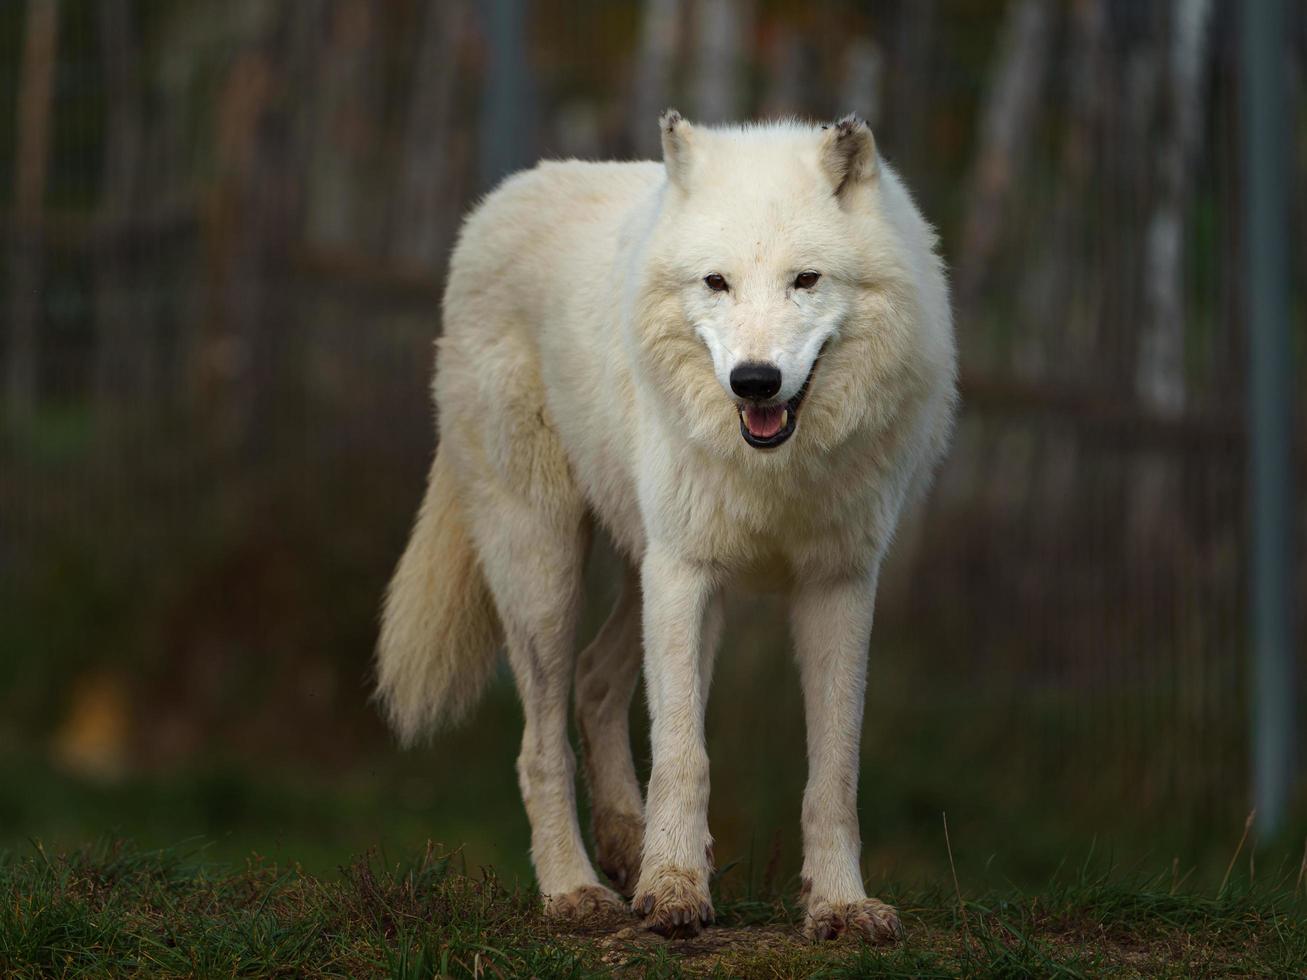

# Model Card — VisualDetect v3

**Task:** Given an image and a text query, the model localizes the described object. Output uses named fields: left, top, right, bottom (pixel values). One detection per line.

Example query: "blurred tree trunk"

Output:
left=203, top=6, right=318, bottom=457
left=941, top=0, right=1051, bottom=526
left=478, top=0, right=533, bottom=190
left=1137, top=0, right=1213, bottom=416
left=151, top=4, right=215, bottom=411
left=390, top=1, right=468, bottom=270
left=1022, top=0, right=1107, bottom=535
left=954, top=0, right=1051, bottom=327
left=93, top=0, right=149, bottom=419
left=1031, top=0, right=1107, bottom=365
left=840, top=37, right=882, bottom=128
left=1104, top=6, right=1162, bottom=387
left=305, top=0, right=380, bottom=252
left=7, top=0, right=59, bottom=427
left=884, top=0, right=935, bottom=176
left=760, top=26, right=813, bottom=119
left=692, top=0, right=753, bottom=124
left=630, top=0, right=682, bottom=156
left=1132, top=0, right=1213, bottom=537
left=1210, top=6, right=1245, bottom=405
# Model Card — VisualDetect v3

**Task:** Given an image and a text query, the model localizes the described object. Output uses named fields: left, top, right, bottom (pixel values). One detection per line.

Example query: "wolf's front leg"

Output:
left=791, top=569, right=902, bottom=943
left=631, top=543, right=720, bottom=937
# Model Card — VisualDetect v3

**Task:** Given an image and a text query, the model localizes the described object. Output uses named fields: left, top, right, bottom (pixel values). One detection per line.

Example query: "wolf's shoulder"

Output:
left=452, top=159, right=663, bottom=273
left=447, top=159, right=664, bottom=300
left=477, top=159, right=664, bottom=217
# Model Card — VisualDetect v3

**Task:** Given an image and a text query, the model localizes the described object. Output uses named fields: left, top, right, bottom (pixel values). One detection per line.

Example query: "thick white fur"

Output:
left=376, top=449, right=502, bottom=744
left=375, top=113, right=957, bottom=938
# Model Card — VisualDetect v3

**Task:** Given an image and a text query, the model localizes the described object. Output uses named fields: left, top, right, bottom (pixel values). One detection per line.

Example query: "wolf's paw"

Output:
left=804, top=896, right=902, bottom=943
left=544, top=884, right=627, bottom=921
left=593, top=809, right=644, bottom=896
left=632, top=866, right=713, bottom=938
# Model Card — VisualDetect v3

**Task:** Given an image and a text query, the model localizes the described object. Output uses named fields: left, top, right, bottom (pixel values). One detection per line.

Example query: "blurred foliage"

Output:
left=0, top=0, right=1304, bottom=897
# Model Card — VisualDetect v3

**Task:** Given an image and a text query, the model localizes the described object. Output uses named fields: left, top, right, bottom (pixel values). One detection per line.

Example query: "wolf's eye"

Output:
left=704, top=273, right=729, bottom=292
left=794, top=271, right=821, bottom=289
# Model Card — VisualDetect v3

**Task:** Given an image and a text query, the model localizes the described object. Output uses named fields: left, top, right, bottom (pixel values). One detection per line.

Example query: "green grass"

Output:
left=1, top=840, right=1304, bottom=978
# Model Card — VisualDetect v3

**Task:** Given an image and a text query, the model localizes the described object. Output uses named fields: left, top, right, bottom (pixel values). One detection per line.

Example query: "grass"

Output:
left=2, top=840, right=1304, bottom=978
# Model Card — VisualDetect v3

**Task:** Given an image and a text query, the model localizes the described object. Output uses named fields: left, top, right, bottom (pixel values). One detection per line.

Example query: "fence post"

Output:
left=7, top=0, right=60, bottom=426
left=1242, top=0, right=1296, bottom=836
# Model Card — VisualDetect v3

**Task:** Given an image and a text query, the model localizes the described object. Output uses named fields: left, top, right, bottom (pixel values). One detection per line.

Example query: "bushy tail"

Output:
left=375, top=448, right=501, bottom=745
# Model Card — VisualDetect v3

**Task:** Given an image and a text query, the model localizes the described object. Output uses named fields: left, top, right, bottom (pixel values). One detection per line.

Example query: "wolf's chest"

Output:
left=668, top=465, right=881, bottom=581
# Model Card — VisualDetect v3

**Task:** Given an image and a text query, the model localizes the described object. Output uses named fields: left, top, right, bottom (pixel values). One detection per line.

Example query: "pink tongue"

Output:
left=744, top=404, right=785, bottom=438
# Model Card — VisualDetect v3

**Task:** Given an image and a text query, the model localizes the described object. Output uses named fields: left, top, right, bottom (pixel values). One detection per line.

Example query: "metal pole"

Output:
left=1242, top=0, right=1296, bottom=836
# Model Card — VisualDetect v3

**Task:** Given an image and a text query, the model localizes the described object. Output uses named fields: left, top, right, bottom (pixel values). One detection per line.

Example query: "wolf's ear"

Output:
left=660, top=108, right=695, bottom=190
left=820, top=114, right=878, bottom=199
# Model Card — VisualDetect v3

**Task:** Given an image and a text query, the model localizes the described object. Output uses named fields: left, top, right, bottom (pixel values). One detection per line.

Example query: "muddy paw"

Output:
left=544, top=884, right=628, bottom=921
left=593, top=809, right=644, bottom=897
left=804, top=896, right=902, bottom=943
left=632, top=866, right=713, bottom=938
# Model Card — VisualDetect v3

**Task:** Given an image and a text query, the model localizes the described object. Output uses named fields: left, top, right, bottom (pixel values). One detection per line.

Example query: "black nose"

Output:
left=729, top=362, right=782, bottom=400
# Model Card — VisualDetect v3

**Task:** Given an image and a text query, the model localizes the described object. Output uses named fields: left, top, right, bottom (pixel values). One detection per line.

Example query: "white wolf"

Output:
left=376, top=112, right=956, bottom=941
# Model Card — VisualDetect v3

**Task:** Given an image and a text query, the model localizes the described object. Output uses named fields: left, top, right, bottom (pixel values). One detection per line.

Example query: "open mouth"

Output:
left=736, top=354, right=822, bottom=450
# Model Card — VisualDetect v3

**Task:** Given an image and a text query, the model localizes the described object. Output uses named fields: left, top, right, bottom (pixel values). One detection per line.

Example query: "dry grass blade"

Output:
left=1218, top=810, right=1255, bottom=897
left=943, top=811, right=973, bottom=953
left=1295, top=838, right=1307, bottom=899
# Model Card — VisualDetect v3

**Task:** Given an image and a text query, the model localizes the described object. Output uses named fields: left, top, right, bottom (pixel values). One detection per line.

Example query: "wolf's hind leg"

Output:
left=470, top=495, right=623, bottom=919
left=575, top=563, right=644, bottom=895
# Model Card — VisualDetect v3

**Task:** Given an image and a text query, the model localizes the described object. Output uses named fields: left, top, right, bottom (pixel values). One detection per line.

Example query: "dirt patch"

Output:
left=598, top=922, right=799, bottom=963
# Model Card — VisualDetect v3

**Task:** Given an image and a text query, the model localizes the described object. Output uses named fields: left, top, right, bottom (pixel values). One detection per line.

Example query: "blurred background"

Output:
left=1, top=0, right=1303, bottom=891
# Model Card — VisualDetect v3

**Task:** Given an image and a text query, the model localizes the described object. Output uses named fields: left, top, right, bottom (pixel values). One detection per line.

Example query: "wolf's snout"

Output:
left=729, top=362, right=782, bottom=401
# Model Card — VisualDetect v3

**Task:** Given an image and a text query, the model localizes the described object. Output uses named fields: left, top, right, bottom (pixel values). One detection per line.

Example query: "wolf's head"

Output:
left=631, top=111, right=953, bottom=463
